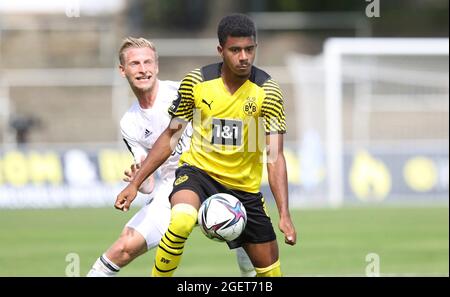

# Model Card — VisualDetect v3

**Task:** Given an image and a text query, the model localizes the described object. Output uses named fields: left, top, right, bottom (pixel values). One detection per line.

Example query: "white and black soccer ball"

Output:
left=198, top=193, right=247, bottom=242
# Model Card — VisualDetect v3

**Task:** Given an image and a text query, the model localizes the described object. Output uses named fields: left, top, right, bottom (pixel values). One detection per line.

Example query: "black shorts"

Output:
left=169, top=164, right=277, bottom=249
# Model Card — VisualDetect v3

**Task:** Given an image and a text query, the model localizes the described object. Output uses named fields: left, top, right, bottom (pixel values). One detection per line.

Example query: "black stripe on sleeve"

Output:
left=122, top=138, right=134, bottom=158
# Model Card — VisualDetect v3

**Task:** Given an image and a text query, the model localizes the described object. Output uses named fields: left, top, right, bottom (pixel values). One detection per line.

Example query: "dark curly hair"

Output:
left=217, top=14, right=256, bottom=46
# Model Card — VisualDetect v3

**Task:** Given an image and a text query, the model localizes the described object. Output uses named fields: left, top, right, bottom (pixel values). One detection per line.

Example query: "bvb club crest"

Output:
left=243, top=97, right=258, bottom=116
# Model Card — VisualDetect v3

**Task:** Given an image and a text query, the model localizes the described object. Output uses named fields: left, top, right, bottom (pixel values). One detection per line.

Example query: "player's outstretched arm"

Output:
left=266, top=133, right=297, bottom=246
left=115, top=118, right=187, bottom=211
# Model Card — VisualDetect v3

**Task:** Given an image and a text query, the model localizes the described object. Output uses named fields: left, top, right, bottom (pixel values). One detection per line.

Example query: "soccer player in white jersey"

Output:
left=87, top=37, right=255, bottom=277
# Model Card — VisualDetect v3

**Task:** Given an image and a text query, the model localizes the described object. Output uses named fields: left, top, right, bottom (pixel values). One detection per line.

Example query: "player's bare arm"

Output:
left=266, top=133, right=297, bottom=246
left=115, top=118, right=187, bottom=211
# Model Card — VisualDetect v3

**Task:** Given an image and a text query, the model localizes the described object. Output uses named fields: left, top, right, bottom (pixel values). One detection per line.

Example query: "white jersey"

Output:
left=120, top=80, right=191, bottom=183
left=120, top=80, right=191, bottom=248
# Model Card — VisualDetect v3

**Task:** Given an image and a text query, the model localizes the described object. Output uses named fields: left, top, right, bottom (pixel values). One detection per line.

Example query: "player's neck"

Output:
left=221, top=64, right=250, bottom=95
left=134, top=80, right=159, bottom=109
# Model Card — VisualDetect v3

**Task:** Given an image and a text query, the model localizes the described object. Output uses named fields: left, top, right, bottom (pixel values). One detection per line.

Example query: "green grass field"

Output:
left=1, top=205, right=448, bottom=276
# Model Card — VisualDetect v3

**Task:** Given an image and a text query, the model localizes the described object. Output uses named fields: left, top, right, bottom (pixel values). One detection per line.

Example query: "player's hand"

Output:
left=123, top=163, right=139, bottom=182
left=123, top=156, right=145, bottom=182
left=123, top=157, right=154, bottom=194
left=114, top=183, right=138, bottom=212
left=279, top=215, right=297, bottom=246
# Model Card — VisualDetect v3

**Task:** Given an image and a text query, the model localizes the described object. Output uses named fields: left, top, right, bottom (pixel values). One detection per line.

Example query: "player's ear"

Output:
left=217, top=45, right=224, bottom=58
left=118, top=64, right=126, bottom=77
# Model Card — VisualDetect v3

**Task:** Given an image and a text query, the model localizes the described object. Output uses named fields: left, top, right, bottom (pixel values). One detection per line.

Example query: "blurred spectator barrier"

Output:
left=0, top=143, right=448, bottom=209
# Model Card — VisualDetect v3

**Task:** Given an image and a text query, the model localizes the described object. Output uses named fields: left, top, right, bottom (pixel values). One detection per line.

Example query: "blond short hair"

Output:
left=118, top=37, right=158, bottom=65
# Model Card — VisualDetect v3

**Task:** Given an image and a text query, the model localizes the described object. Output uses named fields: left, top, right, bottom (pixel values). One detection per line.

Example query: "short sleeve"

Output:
left=120, top=122, right=147, bottom=163
left=168, top=69, right=203, bottom=122
left=261, top=79, right=286, bottom=134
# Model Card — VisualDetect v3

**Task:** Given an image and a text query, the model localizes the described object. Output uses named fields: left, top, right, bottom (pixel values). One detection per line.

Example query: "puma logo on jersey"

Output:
left=202, top=99, right=213, bottom=110
left=144, top=129, right=153, bottom=138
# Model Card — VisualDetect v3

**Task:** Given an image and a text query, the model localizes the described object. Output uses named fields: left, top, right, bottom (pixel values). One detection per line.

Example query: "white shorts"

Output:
left=125, top=178, right=173, bottom=250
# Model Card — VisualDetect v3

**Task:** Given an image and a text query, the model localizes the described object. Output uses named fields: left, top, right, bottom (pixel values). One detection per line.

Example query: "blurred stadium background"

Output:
left=0, top=0, right=448, bottom=276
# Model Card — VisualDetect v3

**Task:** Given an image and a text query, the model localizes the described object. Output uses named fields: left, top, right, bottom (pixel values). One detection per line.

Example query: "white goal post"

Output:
left=323, top=38, right=449, bottom=207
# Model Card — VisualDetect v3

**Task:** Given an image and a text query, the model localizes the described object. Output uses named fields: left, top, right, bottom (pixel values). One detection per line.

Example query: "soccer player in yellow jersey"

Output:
left=115, top=13, right=297, bottom=277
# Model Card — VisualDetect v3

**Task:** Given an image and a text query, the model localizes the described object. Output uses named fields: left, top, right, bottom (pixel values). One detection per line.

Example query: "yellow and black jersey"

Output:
left=168, top=63, right=286, bottom=193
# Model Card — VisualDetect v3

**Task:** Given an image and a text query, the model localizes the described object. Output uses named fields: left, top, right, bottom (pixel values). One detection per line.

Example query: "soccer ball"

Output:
left=198, top=193, right=247, bottom=242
